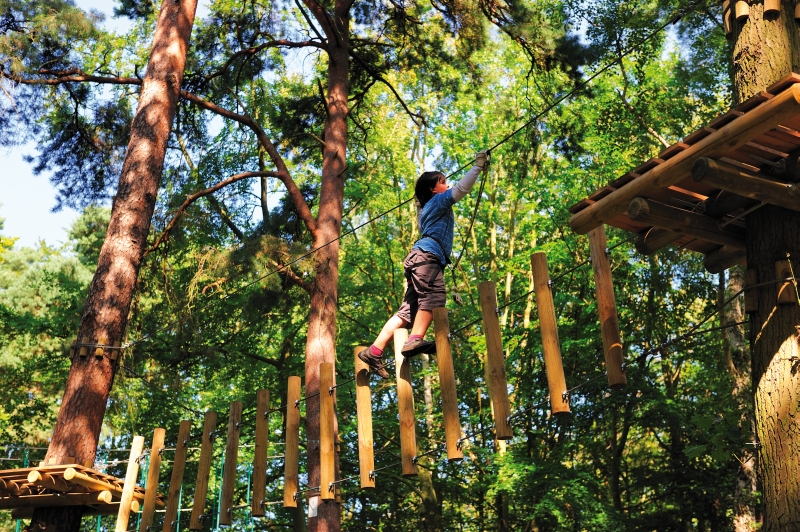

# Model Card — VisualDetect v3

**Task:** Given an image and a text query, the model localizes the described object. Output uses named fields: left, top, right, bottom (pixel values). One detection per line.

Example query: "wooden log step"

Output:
left=627, top=197, right=746, bottom=249
left=27, top=470, right=75, bottom=492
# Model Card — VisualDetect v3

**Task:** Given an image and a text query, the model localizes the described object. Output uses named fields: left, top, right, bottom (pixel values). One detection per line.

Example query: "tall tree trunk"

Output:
left=733, top=2, right=800, bottom=529
left=29, top=1, right=197, bottom=530
left=304, top=2, right=349, bottom=530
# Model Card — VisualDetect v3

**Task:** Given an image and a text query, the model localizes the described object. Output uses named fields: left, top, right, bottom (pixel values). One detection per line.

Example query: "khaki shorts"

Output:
left=395, top=249, right=446, bottom=325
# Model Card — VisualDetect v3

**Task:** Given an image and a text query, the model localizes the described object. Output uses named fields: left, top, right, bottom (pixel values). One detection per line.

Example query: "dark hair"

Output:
left=414, top=171, right=445, bottom=208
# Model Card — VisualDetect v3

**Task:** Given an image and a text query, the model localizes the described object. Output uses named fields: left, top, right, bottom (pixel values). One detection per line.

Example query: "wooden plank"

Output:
left=704, top=245, right=747, bottom=273
left=189, top=411, right=217, bottom=529
left=319, top=363, right=336, bottom=500
left=219, top=401, right=242, bottom=525
left=0, top=491, right=113, bottom=509
left=283, top=376, right=301, bottom=508
left=736, top=92, right=773, bottom=113
left=393, top=329, right=418, bottom=476
left=692, top=158, right=800, bottom=212
left=354, top=347, right=375, bottom=489
left=709, top=109, right=744, bottom=129
left=139, top=428, right=166, bottom=531
left=162, top=420, right=191, bottom=532
left=589, top=186, right=616, bottom=202
left=658, top=142, right=690, bottom=161
left=609, top=172, right=640, bottom=189
left=627, top=197, right=746, bottom=249
left=530, top=253, right=571, bottom=416
left=567, top=198, right=593, bottom=214
left=568, top=83, right=800, bottom=236
left=433, top=307, right=464, bottom=460
left=115, top=435, right=144, bottom=532
left=683, top=127, right=716, bottom=146
left=251, top=389, right=270, bottom=516
left=588, top=227, right=627, bottom=389
left=478, top=281, right=513, bottom=439
left=766, top=73, right=800, bottom=95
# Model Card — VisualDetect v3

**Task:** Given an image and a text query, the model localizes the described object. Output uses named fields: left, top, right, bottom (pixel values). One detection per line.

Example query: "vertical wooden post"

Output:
left=319, top=362, right=336, bottom=500
left=139, top=428, right=166, bottom=531
left=251, top=389, right=270, bottom=516
left=283, top=376, right=301, bottom=508
left=162, top=420, right=191, bottom=532
left=115, top=435, right=145, bottom=532
left=354, top=347, right=375, bottom=489
left=189, top=411, right=217, bottom=530
left=588, top=227, right=628, bottom=389
left=432, top=307, right=464, bottom=460
left=219, top=401, right=242, bottom=525
left=393, top=329, right=418, bottom=476
left=478, top=281, right=513, bottom=440
left=530, top=252, right=571, bottom=416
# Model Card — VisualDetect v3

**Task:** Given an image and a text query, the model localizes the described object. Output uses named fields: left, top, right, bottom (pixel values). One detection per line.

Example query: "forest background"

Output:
left=0, top=0, right=757, bottom=529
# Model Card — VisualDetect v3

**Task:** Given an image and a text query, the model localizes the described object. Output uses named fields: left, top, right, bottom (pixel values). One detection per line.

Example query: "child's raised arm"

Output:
left=451, top=151, right=488, bottom=203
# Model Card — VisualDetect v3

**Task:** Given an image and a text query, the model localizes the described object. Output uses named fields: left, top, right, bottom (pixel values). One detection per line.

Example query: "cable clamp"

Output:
left=562, top=390, right=570, bottom=402
left=294, top=400, right=300, bottom=409
left=605, top=247, right=610, bottom=257
left=368, top=470, right=376, bottom=481
left=746, top=441, right=762, bottom=450
left=328, top=386, right=334, bottom=396
left=494, top=307, right=501, bottom=317
left=412, top=455, right=419, bottom=465
left=548, top=279, right=554, bottom=289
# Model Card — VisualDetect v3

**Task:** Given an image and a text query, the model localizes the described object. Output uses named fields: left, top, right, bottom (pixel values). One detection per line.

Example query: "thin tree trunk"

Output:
left=29, top=1, right=197, bottom=530
left=733, top=3, right=800, bottom=529
left=304, top=2, right=349, bottom=529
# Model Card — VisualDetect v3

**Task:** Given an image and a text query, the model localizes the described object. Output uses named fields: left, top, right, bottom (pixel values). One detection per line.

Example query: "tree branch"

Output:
left=146, top=170, right=279, bottom=256
left=349, top=50, right=425, bottom=127
left=202, top=39, right=327, bottom=84
left=615, top=89, right=670, bottom=148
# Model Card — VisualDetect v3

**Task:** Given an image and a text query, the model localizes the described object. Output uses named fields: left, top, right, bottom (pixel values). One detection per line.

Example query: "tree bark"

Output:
left=29, top=0, right=198, bottom=530
left=303, top=1, right=349, bottom=530
left=733, top=3, right=800, bottom=530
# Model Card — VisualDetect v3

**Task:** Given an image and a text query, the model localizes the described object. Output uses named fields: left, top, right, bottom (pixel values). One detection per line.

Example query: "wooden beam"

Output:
left=251, top=389, right=270, bottom=516
left=0, top=491, right=113, bottom=509
left=115, top=434, right=144, bottom=532
left=433, top=307, right=464, bottom=460
left=393, top=329, right=418, bottom=476
left=477, top=281, right=513, bottom=439
left=283, top=376, right=301, bottom=508
left=319, top=362, right=336, bottom=500
left=10, top=498, right=137, bottom=519
left=704, top=245, right=747, bottom=273
left=627, top=197, right=746, bottom=249
left=219, top=401, right=242, bottom=525
left=570, top=83, right=800, bottom=234
left=162, top=420, right=191, bottom=532
left=139, top=427, right=166, bottom=531
left=635, top=227, right=681, bottom=255
left=530, top=253, right=571, bottom=416
left=588, top=227, right=628, bottom=389
left=692, top=157, right=800, bottom=211
left=189, top=411, right=217, bottom=529
left=26, top=470, right=71, bottom=492
left=354, top=347, right=375, bottom=489
left=63, top=468, right=148, bottom=503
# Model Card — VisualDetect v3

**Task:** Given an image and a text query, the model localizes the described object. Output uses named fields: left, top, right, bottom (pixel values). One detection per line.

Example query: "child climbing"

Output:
left=358, top=150, right=489, bottom=378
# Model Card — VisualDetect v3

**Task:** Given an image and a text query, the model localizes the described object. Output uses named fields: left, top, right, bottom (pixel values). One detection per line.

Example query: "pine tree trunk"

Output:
left=304, top=4, right=349, bottom=529
left=733, top=3, right=800, bottom=530
left=28, top=1, right=197, bottom=530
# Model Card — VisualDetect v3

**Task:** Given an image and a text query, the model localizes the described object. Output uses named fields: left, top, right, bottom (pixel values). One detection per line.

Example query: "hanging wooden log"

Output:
left=764, top=0, right=780, bottom=16
left=283, top=376, right=301, bottom=508
left=393, top=329, right=418, bottom=476
left=432, top=307, right=464, bottom=460
left=692, top=158, right=800, bottom=212
left=138, top=427, right=166, bottom=531
left=319, top=362, right=336, bottom=500
left=115, top=435, right=145, bottom=532
left=627, top=197, right=746, bottom=249
left=722, top=0, right=733, bottom=39
left=478, top=281, right=513, bottom=439
left=78, top=336, right=90, bottom=357
left=588, top=227, right=628, bottom=389
left=189, top=411, right=217, bottom=530
left=796, top=1, right=800, bottom=20
left=530, top=253, right=571, bottom=416
left=704, top=245, right=747, bottom=273
left=162, top=420, right=191, bottom=532
left=219, top=401, right=242, bottom=525
left=354, top=346, right=376, bottom=489
left=251, top=388, right=270, bottom=517
left=734, top=0, right=749, bottom=21
left=635, top=227, right=681, bottom=255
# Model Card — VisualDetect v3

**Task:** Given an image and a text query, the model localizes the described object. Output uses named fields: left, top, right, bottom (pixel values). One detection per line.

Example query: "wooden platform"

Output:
left=568, top=73, right=800, bottom=272
left=0, top=464, right=163, bottom=519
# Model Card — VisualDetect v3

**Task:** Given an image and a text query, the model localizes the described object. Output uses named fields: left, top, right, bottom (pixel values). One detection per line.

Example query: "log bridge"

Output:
left=568, top=73, right=800, bottom=273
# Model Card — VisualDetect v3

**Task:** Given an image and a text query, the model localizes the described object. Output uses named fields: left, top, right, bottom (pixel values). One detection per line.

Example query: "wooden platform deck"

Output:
left=0, top=464, right=163, bottom=519
left=567, top=73, right=800, bottom=272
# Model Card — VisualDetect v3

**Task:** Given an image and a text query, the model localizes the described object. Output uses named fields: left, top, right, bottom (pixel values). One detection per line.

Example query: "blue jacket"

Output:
left=414, top=189, right=456, bottom=265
